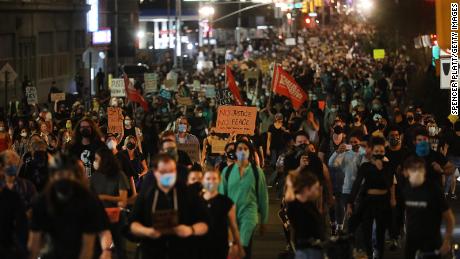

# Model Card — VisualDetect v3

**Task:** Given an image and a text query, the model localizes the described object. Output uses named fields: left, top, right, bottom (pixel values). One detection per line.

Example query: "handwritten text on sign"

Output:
left=216, top=106, right=257, bottom=135
left=107, top=107, right=124, bottom=134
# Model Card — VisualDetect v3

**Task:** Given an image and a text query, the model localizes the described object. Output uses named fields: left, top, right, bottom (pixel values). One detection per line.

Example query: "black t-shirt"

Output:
left=129, top=182, right=209, bottom=259
left=287, top=199, right=326, bottom=249
left=447, top=133, right=460, bottom=157
left=202, top=194, right=233, bottom=248
left=30, top=182, right=108, bottom=259
left=402, top=180, right=448, bottom=244
left=349, top=161, right=394, bottom=203
left=268, top=124, right=285, bottom=151
left=0, top=188, right=27, bottom=248
left=90, top=171, right=130, bottom=208
left=406, top=150, right=448, bottom=186
left=115, top=151, right=137, bottom=179
left=69, top=140, right=104, bottom=178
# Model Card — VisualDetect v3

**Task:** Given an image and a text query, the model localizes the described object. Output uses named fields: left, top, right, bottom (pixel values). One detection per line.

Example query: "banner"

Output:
left=160, top=89, right=172, bottom=100
left=177, top=143, right=200, bottom=163
left=215, top=106, right=257, bottom=135
left=215, top=88, right=235, bottom=105
left=226, top=65, right=244, bottom=105
left=107, top=107, right=124, bottom=134
left=193, top=80, right=201, bottom=91
left=123, top=74, right=149, bottom=111
left=26, top=87, right=38, bottom=105
left=144, top=73, right=158, bottom=93
left=272, top=64, right=308, bottom=110
left=111, top=79, right=127, bottom=97
left=51, top=93, right=66, bottom=102
left=373, top=49, right=385, bottom=59
left=177, top=96, right=193, bottom=106
left=205, top=85, right=216, bottom=98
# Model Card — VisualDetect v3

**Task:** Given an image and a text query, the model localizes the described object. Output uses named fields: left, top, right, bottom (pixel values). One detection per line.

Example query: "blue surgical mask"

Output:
left=159, top=173, right=177, bottom=188
left=236, top=150, right=249, bottom=161
left=178, top=124, right=187, bottom=133
left=203, top=182, right=218, bottom=192
left=415, top=141, right=430, bottom=157
left=359, top=147, right=366, bottom=156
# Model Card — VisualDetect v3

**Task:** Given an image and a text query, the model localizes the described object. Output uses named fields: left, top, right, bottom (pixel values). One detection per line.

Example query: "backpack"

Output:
left=222, top=162, right=260, bottom=199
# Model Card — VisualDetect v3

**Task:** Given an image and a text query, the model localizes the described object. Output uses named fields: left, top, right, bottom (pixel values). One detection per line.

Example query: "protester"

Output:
left=129, top=154, right=209, bottom=259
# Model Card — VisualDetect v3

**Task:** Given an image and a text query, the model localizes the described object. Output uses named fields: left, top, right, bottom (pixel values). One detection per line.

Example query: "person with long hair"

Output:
left=90, top=147, right=129, bottom=259
left=28, top=156, right=109, bottom=259
left=218, top=140, right=269, bottom=259
left=68, top=117, right=105, bottom=178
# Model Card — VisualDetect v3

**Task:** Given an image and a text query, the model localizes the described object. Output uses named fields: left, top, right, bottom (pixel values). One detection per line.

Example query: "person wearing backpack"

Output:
left=218, top=140, right=269, bottom=259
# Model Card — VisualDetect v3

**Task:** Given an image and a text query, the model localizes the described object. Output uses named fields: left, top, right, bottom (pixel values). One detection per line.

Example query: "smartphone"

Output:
left=345, top=144, right=352, bottom=150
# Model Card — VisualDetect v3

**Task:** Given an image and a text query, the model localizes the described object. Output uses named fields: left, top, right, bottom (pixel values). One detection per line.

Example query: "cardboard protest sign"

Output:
left=26, top=87, right=38, bottom=105
left=164, top=79, right=176, bottom=90
left=144, top=73, right=158, bottom=93
left=245, top=69, right=259, bottom=80
left=216, top=106, right=257, bottom=135
left=159, top=89, right=172, bottom=100
left=215, top=88, right=235, bottom=105
left=111, top=78, right=127, bottom=97
left=211, top=139, right=227, bottom=154
left=177, top=96, right=193, bottom=106
left=373, top=49, right=385, bottom=59
left=205, top=85, right=216, bottom=98
left=177, top=143, right=200, bottom=163
left=107, top=107, right=124, bottom=134
left=51, top=93, right=66, bottom=102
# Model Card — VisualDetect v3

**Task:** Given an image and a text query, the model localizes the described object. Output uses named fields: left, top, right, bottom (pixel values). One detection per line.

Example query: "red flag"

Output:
left=225, top=65, right=244, bottom=105
left=123, top=74, right=149, bottom=111
left=271, top=64, right=308, bottom=110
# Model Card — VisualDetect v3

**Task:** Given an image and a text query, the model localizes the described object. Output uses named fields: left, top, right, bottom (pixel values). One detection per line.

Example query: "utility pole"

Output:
left=236, top=2, right=241, bottom=45
left=175, top=0, right=182, bottom=69
left=114, top=0, right=119, bottom=76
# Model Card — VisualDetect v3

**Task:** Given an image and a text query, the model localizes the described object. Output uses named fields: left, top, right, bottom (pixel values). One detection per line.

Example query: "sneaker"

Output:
left=372, top=250, right=380, bottom=259
left=451, top=193, right=457, bottom=200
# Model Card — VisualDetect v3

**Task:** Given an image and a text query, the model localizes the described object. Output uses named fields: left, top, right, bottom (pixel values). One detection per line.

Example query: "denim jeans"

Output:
left=445, top=156, right=460, bottom=193
left=295, top=248, right=324, bottom=259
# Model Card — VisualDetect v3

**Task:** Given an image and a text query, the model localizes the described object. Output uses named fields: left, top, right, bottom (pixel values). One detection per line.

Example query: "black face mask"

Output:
left=53, top=179, right=75, bottom=203
left=333, top=126, right=343, bottom=134
left=377, top=124, right=385, bottom=130
left=373, top=154, right=385, bottom=160
left=354, top=117, right=359, bottom=123
left=407, top=116, right=414, bottom=123
left=296, top=143, right=308, bottom=152
left=226, top=150, right=237, bottom=160
left=126, top=142, right=136, bottom=150
left=80, top=128, right=92, bottom=138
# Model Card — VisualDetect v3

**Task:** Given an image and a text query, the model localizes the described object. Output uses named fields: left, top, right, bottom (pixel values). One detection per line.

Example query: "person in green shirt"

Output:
left=219, top=140, right=269, bottom=259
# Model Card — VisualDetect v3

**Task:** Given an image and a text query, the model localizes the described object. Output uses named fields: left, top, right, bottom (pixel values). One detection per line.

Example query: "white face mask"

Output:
left=107, top=140, right=117, bottom=150
left=408, top=173, right=425, bottom=187
left=93, top=161, right=100, bottom=171
left=20, top=132, right=27, bottom=137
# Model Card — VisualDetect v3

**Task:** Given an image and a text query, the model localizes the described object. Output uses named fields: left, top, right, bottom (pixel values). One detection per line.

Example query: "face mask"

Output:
left=236, top=150, right=250, bottom=161
left=93, top=161, right=100, bottom=170
left=226, top=150, right=237, bottom=160
left=353, top=117, right=359, bottom=123
left=377, top=124, right=385, bottom=130
left=54, top=180, right=74, bottom=202
left=389, top=137, right=400, bottom=147
left=372, top=104, right=381, bottom=111
left=428, top=127, right=437, bottom=136
left=415, top=141, right=430, bottom=157
left=178, top=124, right=187, bottom=133
left=126, top=142, right=136, bottom=150
left=352, top=144, right=360, bottom=152
left=407, top=116, right=414, bottom=123
left=203, top=182, right=218, bottom=192
left=20, top=132, right=27, bottom=137
left=124, top=120, right=131, bottom=127
left=80, top=128, right=92, bottom=138
left=330, top=107, right=337, bottom=113
left=373, top=154, right=385, bottom=160
left=107, top=140, right=117, bottom=150
left=408, top=173, right=425, bottom=187
left=159, top=173, right=177, bottom=188
left=333, top=126, right=343, bottom=134
left=0, top=127, right=4, bottom=132
left=196, top=112, right=203, bottom=117
left=5, top=166, right=18, bottom=177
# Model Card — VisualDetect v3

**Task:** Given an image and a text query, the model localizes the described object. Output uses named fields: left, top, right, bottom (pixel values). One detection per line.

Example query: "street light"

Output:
left=199, top=6, right=215, bottom=17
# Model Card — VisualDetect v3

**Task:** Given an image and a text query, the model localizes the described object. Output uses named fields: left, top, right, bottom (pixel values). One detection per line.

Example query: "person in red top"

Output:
left=0, top=120, right=11, bottom=153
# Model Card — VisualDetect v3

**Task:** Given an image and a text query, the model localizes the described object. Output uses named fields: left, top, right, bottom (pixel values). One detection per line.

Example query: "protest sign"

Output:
left=177, top=143, right=200, bottom=163
left=205, top=85, right=216, bottom=98
left=111, top=78, right=127, bottom=97
left=164, top=79, right=177, bottom=90
left=26, top=87, right=38, bottom=105
left=245, top=69, right=259, bottom=80
left=177, top=96, right=193, bottom=106
left=107, top=107, right=124, bottom=134
left=318, top=100, right=326, bottom=111
left=51, top=93, right=66, bottom=102
left=159, top=89, right=172, bottom=100
left=193, top=80, right=201, bottom=91
left=215, top=88, right=235, bottom=105
left=216, top=106, right=257, bottom=135
left=373, top=49, right=385, bottom=59
left=144, top=73, right=158, bottom=93
left=211, top=139, right=227, bottom=154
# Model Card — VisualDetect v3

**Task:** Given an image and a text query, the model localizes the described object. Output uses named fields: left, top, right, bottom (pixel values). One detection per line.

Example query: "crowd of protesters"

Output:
left=0, top=10, right=458, bottom=259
